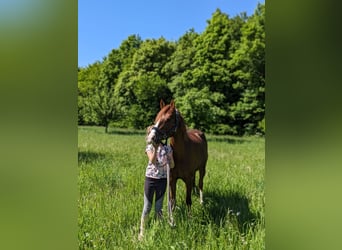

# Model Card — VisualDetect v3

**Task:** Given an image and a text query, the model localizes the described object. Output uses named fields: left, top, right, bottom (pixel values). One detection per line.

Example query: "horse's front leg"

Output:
left=169, top=177, right=177, bottom=211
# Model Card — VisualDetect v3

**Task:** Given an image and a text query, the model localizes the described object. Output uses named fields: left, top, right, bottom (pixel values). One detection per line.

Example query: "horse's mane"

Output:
left=176, top=111, right=187, bottom=136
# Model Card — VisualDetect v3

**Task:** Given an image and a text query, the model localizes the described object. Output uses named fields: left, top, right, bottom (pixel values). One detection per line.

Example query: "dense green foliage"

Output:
left=78, top=126, right=265, bottom=249
left=78, top=4, right=265, bottom=135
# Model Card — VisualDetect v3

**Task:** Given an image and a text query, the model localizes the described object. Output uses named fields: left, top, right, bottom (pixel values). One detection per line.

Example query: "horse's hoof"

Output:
left=169, top=220, right=176, bottom=228
left=138, top=233, right=144, bottom=241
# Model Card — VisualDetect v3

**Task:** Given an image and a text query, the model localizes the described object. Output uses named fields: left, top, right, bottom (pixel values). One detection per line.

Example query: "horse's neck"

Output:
left=171, top=127, right=188, bottom=155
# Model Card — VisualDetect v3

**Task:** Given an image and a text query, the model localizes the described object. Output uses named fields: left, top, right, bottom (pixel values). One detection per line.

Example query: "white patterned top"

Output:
left=145, top=144, right=172, bottom=179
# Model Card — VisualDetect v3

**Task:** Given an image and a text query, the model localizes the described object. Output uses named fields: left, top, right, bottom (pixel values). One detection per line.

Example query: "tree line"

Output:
left=78, top=3, right=264, bottom=135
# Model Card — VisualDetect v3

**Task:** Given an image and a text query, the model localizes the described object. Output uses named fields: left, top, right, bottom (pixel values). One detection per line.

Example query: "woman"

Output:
left=139, top=126, right=174, bottom=240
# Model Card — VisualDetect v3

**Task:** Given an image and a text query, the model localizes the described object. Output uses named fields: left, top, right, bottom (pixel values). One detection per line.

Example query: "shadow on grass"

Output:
left=78, top=150, right=107, bottom=164
left=202, top=190, right=258, bottom=233
left=107, top=128, right=145, bottom=136
left=206, top=136, right=249, bottom=144
left=78, top=126, right=145, bottom=136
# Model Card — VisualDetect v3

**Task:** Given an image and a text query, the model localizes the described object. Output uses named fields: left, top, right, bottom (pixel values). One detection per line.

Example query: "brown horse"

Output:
left=147, top=100, right=208, bottom=210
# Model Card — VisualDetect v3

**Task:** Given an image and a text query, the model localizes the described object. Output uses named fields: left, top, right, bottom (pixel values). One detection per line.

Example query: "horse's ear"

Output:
left=160, top=99, right=165, bottom=109
left=170, top=99, right=175, bottom=109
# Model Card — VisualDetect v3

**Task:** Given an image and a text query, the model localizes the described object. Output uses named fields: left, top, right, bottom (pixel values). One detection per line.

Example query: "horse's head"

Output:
left=147, top=99, right=179, bottom=144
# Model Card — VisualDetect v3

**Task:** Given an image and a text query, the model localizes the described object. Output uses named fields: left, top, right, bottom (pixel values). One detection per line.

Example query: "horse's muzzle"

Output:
left=149, top=126, right=168, bottom=144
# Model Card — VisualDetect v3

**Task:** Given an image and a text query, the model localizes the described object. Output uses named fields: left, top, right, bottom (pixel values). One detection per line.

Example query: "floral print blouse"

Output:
left=145, top=144, right=172, bottom=179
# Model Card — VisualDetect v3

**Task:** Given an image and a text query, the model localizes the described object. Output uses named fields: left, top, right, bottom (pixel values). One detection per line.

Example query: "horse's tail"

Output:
left=198, top=130, right=206, bottom=141
left=197, top=131, right=207, bottom=205
left=198, top=131, right=208, bottom=160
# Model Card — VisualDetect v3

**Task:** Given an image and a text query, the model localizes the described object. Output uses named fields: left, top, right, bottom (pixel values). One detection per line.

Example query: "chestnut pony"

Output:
left=147, top=100, right=208, bottom=210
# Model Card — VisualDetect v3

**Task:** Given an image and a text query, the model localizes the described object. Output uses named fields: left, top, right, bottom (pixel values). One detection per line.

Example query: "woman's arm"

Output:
left=146, top=144, right=157, bottom=165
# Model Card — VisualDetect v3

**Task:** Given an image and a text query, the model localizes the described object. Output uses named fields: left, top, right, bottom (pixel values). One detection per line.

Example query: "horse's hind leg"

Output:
left=192, top=174, right=198, bottom=195
left=185, top=179, right=193, bottom=212
left=199, top=166, right=206, bottom=204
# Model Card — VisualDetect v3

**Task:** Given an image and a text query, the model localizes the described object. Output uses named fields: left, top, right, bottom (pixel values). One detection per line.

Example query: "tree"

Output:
left=92, top=86, right=117, bottom=133
left=191, top=9, right=245, bottom=94
left=176, top=87, right=226, bottom=131
left=90, top=36, right=143, bottom=132
left=78, top=61, right=102, bottom=125
left=133, top=72, right=172, bottom=127
left=164, top=29, right=199, bottom=80
left=118, top=34, right=142, bottom=71
left=228, top=3, right=265, bottom=135
left=131, top=37, right=175, bottom=78
left=114, top=38, right=175, bottom=129
left=170, top=9, right=245, bottom=132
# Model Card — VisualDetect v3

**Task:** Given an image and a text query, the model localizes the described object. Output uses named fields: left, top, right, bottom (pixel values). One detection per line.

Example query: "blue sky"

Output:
left=78, top=0, right=264, bottom=67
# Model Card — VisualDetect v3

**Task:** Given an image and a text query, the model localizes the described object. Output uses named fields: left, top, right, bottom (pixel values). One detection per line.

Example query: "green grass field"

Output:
left=78, top=126, right=265, bottom=249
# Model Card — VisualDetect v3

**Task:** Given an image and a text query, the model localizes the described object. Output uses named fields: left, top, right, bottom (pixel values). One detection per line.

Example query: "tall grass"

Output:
left=78, top=126, right=265, bottom=249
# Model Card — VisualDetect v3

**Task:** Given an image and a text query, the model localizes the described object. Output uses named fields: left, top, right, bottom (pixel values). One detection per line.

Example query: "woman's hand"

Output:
left=146, top=144, right=157, bottom=164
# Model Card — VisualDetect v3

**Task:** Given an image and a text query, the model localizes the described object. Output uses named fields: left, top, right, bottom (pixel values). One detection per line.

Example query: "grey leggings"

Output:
left=141, top=177, right=167, bottom=218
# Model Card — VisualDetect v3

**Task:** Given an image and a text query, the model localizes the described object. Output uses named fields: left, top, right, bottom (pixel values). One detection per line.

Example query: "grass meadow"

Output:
left=78, top=126, right=265, bottom=249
